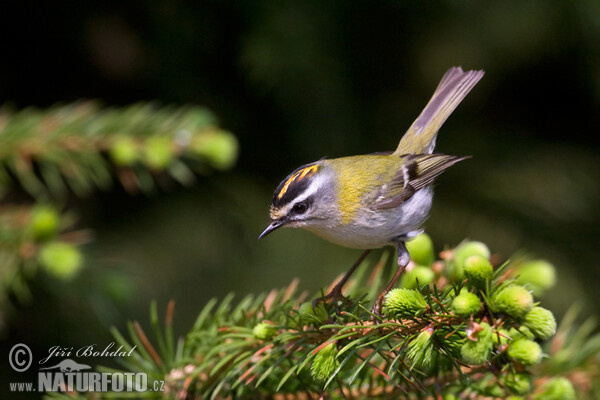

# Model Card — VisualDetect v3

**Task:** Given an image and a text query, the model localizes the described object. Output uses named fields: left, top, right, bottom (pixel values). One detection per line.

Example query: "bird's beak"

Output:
left=258, top=219, right=285, bottom=239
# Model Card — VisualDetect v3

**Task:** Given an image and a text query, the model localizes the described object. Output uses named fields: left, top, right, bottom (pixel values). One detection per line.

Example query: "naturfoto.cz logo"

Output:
left=8, top=343, right=165, bottom=393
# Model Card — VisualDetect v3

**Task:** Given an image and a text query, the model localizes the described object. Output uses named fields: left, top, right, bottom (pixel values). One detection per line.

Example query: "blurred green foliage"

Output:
left=0, top=0, right=599, bottom=397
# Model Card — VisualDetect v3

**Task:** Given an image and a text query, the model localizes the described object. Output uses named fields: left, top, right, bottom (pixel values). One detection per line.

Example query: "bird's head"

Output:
left=259, top=162, right=336, bottom=239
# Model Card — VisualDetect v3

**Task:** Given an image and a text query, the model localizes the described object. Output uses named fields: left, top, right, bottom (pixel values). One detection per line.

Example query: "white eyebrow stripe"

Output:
left=277, top=173, right=326, bottom=216
left=294, top=173, right=327, bottom=202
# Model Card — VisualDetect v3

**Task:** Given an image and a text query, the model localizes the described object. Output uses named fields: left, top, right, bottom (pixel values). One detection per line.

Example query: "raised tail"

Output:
left=394, top=67, right=484, bottom=155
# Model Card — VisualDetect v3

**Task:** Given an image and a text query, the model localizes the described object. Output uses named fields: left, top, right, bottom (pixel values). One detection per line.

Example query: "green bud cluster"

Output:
left=310, top=342, right=339, bottom=383
left=384, top=288, right=428, bottom=318
left=515, top=260, right=556, bottom=297
left=492, top=285, right=534, bottom=319
left=450, top=241, right=490, bottom=281
left=275, top=238, right=568, bottom=395
left=507, top=338, right=542, bottom=365
left=406, top=233, right=435, bottom=266
left=451, top=291, right=481, bottom=316
left=461, top=322, right=493, bottom=364
left=109, top=130, right=238, bottom=172
left=252, top=322, right=278, bottom=340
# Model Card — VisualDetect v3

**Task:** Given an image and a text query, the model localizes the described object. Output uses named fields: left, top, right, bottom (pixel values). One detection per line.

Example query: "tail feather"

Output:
left=394, top=67, right=484, bottom=155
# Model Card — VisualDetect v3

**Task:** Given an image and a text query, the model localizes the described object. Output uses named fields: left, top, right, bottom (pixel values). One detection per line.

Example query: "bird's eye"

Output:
left=293, top=202, right=308, bottom=214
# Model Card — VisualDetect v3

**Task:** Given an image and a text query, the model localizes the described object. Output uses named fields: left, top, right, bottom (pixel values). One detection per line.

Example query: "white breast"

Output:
left=303, top=187, right=434, bottom=249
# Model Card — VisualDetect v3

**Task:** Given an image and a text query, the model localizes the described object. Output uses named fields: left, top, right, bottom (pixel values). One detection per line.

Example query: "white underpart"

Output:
left=304, top=187, right=434, bottom=249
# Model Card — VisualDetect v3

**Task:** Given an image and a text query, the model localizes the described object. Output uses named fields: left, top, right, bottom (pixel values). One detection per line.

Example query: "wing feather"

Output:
left=394, top=67, right=484, bottom=155
left=369, top=154, right=469, bottom=210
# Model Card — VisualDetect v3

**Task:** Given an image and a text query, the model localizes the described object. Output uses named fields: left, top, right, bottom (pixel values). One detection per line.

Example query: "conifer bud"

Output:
left=515, top=260, right=556, bottom=297
left=507, top=338, right=542, bottom=365
left=30, top=206, right=60, bottom=241
left=38, top=242, right=83, bottom=279
left=524, top=307, right=556, bottom=340
left=406, top=233, right=435, bottom=266
left=451, top=291, right=481, bottom=316
left=384, top=288, right=428, bottom=318
left=192, top=130, right=238, bottom=170
left=503, top=371, right=533, bottom=395
left=406, top=329, right=434, bottom=368
left=533, top=377, right=576, bottom=400
left=461, top=322, right=493, bottom=364
left=400, top=265, right=435, bottom=289
left=144, top=136, right=174, bottom=170
left=451, top=241, right=490, bottom=281
left=492, top=285, right=534, bottom=319
left=110, top=136, right=139, bottom=166
left=310, top=342, right=339, bottom=383
left=252, top=322, right=278, bottom=340
left=463, top=255, right=493, bottom=288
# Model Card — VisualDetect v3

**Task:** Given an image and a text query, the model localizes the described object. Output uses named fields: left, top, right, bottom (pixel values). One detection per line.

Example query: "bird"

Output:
left=259, top=66, right=484, bottom=315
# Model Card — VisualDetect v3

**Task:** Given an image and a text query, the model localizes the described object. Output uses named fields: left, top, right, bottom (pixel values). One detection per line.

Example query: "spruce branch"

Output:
left=103, top=236, right=598, bottom=399
left=0, top=101, right=238, bottom=331
left=0, top=101, right=238, bottom=197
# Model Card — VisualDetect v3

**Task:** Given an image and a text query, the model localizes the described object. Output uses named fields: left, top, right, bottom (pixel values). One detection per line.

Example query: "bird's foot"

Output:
left=313, top=284, right=350, bottom=315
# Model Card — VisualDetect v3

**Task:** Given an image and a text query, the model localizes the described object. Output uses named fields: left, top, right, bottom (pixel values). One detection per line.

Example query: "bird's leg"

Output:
left=372, top=241, right=410, bottom=318
left=314, top=249, right=372, bottom=310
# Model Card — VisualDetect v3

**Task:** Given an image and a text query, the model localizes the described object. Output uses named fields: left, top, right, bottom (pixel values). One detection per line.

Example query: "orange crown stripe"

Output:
left=277, top=165, right=318, bottom=199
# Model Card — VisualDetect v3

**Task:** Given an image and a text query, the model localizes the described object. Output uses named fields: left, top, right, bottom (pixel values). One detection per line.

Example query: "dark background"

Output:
left=2, top=0, right=599, bottom=391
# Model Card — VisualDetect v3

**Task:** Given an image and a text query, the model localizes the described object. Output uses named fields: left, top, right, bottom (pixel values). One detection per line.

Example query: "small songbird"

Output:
left=259, top=67, right=484, bottom=314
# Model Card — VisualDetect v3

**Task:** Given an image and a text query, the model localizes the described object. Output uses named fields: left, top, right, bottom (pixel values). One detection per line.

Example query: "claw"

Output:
left=313, top=286, right=350, bottom=315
